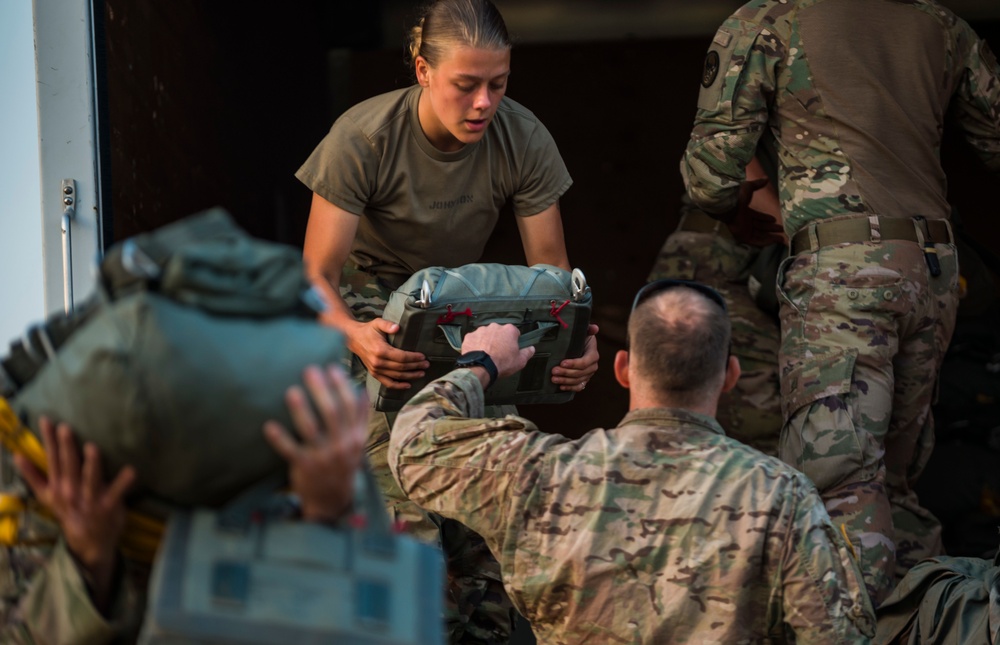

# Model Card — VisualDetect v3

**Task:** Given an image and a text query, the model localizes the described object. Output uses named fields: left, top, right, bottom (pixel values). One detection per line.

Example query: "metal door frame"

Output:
left=32, top=0, right=105, bottom=314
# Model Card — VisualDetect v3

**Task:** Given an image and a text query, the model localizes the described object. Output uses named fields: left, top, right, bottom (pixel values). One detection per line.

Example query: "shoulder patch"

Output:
left=702, top=50, right=721, bottom=88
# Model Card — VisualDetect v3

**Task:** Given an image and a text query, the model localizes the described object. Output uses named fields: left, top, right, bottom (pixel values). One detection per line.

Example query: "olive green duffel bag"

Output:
left=1, top=209, right=346, bottom=507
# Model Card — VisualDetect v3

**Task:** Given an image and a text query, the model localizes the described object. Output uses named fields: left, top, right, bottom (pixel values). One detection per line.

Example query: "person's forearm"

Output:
left=389, top=372, right=486, bottom=478
left=18, top=541, right=123, bottom=644
left=682, top=143, right=747, bottom=218
left=72, top=552, right=119, bottom=616
left=460, top=366, right=492, bottom=391
left=310, top=270, right=359, bottom=328
left=309, top=271, right=377, bottom=358
left=388, top=371, right=521, bottom=543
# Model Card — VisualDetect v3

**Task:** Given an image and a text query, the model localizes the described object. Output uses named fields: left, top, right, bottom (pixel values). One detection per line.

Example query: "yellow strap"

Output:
left=840, top=523, right=858, bottom=561
left=0, top=495, right=25, bottom=546
left=0, top=493, right=25, bottom=515
left=0, top=399, right=47, bottom=470
left=0, top=397, right=163, bottom=562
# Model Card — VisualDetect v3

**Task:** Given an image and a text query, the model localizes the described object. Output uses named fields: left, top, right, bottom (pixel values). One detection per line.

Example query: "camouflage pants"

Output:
left=648, top=223, right=783, bottom=456
left=341, top=268, right=517, bottom=645
left=776, top=235, right=959, bottom=606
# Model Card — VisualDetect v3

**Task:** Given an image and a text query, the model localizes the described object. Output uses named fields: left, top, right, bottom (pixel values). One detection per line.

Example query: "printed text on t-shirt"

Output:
left=429, top=195, right=474, bottom=210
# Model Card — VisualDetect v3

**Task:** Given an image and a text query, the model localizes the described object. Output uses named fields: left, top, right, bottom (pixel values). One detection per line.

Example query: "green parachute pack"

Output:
left=369, top=262, right=593, bottom=412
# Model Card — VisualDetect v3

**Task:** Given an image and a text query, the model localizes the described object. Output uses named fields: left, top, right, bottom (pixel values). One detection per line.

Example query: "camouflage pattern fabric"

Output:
left=777, top=236, right=960, bottom=604
left=681, top=0, right=1000, bottom=236
left=681, top=0, right=1000, bottom=605
left=389, top=369, right=876, bottom=644
left=340, top=266, right=517, bottom=645
left=0, top=483, right=146, bottom=644
left=647, top=214, right=782, bottom=457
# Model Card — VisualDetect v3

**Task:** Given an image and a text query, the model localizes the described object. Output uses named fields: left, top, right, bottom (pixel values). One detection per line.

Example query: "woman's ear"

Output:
left=614, top=350, right=630, bottom=389
left=415, top=56, right=431, bottom=87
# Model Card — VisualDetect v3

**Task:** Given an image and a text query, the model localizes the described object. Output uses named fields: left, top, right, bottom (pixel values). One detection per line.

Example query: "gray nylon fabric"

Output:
left=369, top=263, right=592, bottom=411
left=10, top=210, right=347, bottom=507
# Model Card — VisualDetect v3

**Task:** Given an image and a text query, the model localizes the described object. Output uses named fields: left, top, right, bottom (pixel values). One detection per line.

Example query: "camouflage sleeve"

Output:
left=950, top=27, right=1000, bottom=172
left=778, top=479, right=876, bottom=642
left=681, top=11, right=781, bottom=216
left=1, top=538, right=145, bottom=645
left=388, top=370, right=551, bottom=547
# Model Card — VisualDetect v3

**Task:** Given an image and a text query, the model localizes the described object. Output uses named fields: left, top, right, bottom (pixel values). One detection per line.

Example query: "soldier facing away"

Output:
left=681, top=0, right=1000, bottom=604
left=388, top=280, right=875, bottom=644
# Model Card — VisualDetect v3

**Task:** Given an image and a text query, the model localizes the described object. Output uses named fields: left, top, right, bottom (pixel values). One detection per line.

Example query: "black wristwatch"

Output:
left=454, top=350, right=499, bottom=390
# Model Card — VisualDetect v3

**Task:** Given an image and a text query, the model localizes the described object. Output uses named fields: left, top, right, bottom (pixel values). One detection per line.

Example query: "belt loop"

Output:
left=942, top=218, right=954, bottom=245
left=807, top=224, right=820, bottom=252
left=913, top=218, right=928, bottom=248
left=868, top=215, right=882, bottom=243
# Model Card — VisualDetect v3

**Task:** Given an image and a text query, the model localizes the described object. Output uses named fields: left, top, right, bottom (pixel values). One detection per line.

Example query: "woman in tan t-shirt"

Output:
left=296, top=3, right=599, bottom=641
left=299, top=0, right=598, bottom=393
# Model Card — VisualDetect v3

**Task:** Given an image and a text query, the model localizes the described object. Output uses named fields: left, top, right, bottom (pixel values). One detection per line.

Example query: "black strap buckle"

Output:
left=914, top=216, right=942, bottom=277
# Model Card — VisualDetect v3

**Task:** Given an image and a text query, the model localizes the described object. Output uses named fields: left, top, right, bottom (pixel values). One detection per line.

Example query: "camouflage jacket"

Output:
left=389, top=370, right=876, bottom=644
left=682, top=0, right=1000, bottom=239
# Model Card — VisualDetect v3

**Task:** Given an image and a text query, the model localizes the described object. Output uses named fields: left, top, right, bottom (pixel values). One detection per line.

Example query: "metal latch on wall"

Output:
left=61, top=179, right=76, bottom=314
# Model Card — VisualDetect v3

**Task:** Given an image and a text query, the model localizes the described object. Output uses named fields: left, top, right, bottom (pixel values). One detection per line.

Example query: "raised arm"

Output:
left=303, top=193, right=428, bottom=390
left=264, top=364, right=368, bottom=524
left=4, top=418, right=142, bottom=644
left=389, top=324, right=552, bottom=545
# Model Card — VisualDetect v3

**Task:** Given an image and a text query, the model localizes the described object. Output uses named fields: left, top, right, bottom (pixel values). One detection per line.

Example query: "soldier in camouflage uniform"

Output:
left=389, top=283, right=875, bottom=644
left=681, top=0, right=1000, bottom=604
left=649, top=156, right=784, bottom=456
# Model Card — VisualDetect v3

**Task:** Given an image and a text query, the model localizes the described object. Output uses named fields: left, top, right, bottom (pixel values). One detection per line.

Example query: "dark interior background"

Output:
left=100, top=0, right=1000, bottom=568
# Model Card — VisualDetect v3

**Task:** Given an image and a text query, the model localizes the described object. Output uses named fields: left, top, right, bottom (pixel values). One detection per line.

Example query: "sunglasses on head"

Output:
left=630, top=279, right=728, bottom=314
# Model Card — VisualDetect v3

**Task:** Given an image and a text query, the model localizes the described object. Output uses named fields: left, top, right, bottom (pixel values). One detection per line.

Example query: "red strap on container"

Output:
left=549, top=299, right=570, bottom=329
left=436, top=305, right=474, bottom=325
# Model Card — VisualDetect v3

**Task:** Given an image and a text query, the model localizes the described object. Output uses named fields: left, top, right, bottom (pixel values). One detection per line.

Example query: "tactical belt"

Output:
left=676, top=210, right=734, bottom=241
left=790, top=216, right=951, bottom=255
